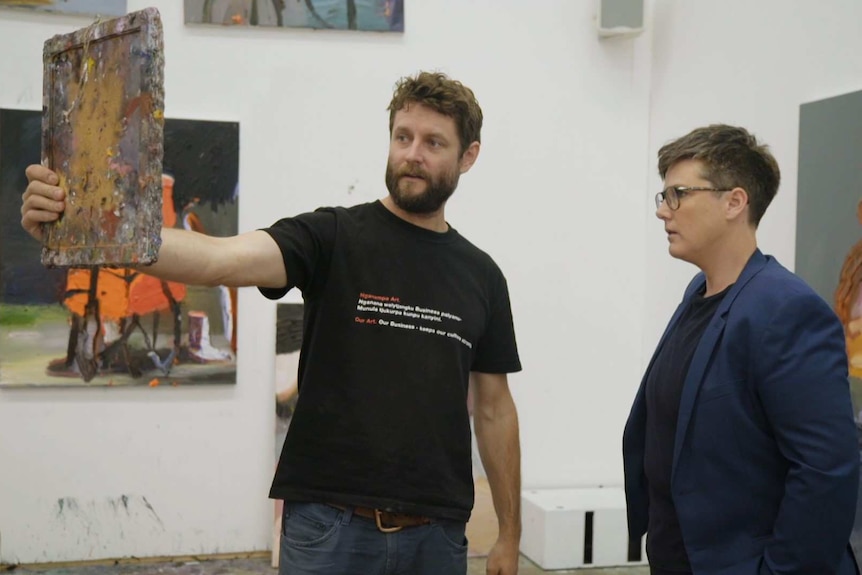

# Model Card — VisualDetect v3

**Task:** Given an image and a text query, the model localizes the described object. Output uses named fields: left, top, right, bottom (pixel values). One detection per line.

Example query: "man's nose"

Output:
left=404, top=140, right=423, bottom=163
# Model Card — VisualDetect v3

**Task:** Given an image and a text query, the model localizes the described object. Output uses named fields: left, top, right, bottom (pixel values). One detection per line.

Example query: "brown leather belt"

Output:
left=327, top=503, right=432, bottom=533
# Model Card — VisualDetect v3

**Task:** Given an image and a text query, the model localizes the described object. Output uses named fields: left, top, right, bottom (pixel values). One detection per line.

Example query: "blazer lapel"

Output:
left=670, top=249, right=770, bottom=479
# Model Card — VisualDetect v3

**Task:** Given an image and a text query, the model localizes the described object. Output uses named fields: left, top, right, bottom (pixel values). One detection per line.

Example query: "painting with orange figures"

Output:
left=0, top=108, right=240, bottom=387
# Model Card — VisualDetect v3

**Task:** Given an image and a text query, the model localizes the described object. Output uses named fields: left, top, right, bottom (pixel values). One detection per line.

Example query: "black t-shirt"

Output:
left=644, top=285, right=730, bottom=573
left=259, top=200, right=521, bottom=521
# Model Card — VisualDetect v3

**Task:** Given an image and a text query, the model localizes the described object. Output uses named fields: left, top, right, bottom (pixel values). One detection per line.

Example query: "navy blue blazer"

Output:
left=624, top=249, right=860, bottom=574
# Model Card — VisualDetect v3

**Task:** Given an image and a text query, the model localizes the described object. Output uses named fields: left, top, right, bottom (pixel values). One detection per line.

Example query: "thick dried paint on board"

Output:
left=41, top=7, right=164, bottom=267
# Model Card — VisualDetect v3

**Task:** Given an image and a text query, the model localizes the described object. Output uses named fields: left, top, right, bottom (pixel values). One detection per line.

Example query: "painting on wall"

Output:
left=0, top=0, right=127, bottom=17
left=0, top=108, right=240, bottom=387
left=184, top=0, right=403, bottom=32
left=795, top=88, right=862, bottom=417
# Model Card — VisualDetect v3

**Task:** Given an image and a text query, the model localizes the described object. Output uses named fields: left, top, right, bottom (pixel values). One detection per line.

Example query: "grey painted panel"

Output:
left=795, top=89, right=862, bottom=306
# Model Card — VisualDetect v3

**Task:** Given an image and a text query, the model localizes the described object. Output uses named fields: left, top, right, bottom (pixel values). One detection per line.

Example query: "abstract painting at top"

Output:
left=0, top=1, right=127, bottom=17
left=184, top=0, right=403, bottom=32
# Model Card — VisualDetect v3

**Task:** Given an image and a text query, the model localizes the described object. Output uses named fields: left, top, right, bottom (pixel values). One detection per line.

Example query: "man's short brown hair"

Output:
left=658, top=124, right=781, bottom=226
left=387, top=71, right=482, bottom=156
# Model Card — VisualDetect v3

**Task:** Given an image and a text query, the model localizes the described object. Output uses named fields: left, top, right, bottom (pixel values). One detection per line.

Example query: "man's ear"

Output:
left=726, top=186, right=749, bottom=221
left=459, top=141, right=480, bottom=174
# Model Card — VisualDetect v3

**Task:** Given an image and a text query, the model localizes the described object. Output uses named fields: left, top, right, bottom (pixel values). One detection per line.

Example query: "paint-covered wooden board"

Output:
left=41, top=7, right=164, bottom=267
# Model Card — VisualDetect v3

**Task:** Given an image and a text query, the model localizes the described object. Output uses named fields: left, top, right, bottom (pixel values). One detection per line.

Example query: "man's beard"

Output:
left=385, top=161, right=460, bottom=214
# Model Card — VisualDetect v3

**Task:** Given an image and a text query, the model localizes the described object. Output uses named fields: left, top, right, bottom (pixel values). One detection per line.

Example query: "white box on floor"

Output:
left=520, top=487, right=646, bottom=570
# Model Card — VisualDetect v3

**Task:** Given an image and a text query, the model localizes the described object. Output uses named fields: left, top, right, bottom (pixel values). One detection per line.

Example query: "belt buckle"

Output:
left=374, top=509, right=403, bottom=533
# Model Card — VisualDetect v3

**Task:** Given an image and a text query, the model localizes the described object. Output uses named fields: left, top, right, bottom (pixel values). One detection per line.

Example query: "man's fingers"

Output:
left=22, top=208, right=60, bottom=224
left=23, top=180, right=65, bottom=202
left=25, top=164, right=58, bottom=185
left=21, top=189, right=64, bottom=244
left=22, top=192, right=64, bottom=215
left=21, top=165, right=63, bottom=243
left=21, top=205, right=59, bottom=242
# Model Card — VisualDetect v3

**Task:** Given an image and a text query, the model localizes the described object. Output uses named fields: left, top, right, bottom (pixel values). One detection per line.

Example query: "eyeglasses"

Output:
left=655, top=186, right=732, bottom=210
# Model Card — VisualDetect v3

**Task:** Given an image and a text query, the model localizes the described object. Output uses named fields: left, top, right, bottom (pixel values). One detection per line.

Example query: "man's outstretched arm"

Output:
left=21, top=164, right=287, bottom=289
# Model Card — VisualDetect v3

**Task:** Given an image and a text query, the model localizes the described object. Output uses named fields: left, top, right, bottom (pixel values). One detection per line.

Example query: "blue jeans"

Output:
left=279, top=502, right=468, bottom=575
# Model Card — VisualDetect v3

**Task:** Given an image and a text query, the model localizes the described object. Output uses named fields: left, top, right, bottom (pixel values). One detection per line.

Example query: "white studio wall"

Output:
left=0, top=0, right=653, bottom=563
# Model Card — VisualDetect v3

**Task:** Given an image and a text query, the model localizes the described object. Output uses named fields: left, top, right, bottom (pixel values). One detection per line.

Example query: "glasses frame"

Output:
left=655, top=186, right=732, bottom=210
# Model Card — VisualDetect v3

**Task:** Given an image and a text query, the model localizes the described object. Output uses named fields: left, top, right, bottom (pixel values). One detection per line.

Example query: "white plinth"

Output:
left=521, top=487, right=646, bottom=570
